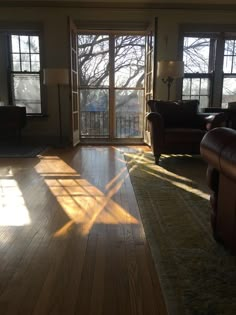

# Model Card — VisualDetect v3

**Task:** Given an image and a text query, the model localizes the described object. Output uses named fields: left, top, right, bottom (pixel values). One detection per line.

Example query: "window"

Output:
left=182, top=37, right=214, bottom=109
left=222, top=39, right=236, bottom=107
left=9, top=34, right=42, bottom=114
left=182, top=32, right=236, bottom=109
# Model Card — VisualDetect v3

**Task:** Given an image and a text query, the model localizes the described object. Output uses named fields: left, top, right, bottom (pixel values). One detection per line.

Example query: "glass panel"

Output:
left=12, top=73, right=41, bottom=113
left=12, top=54, right=20, bottom=62
left=191, top=78, right=200, bottom=95
left=200, top=78, right=209, bottom=94
left=13, top=62, right=21, bottom=71
left=182, top=95, right=190, bottom=100
left=80, top=89, right=109, bottom=137
left=183, top=37, right=210, bottom=73
left=20, top=36, right=30, bottom=53
left=224, top=40, right=234, bottom=55
left=21, top=62, right=31, bottom=72
left=21, top=53, right=30, bottom=62
left=78, top=35, right=109, bottom=87
left=199, top=96, right=209, bottom=109
left=30, top=36, right=39, bottom=53
left=11, top=35, right=19, bottom=53
left=31, top=62, right=40, bottom=72
left=223, top=55, right=233, bottom=73
left=222, top=77, right=236, bottom=107
left=191, top=95, right=199, bottom=100
left=31, top=54, right=39, bottom=62
left=182, top=78, right=191, bottom=96
left=115, top=89, right=144, bottom=138
left=233, top=57, right=236, bottom=73
left=115, top=36, right=145, bottom=88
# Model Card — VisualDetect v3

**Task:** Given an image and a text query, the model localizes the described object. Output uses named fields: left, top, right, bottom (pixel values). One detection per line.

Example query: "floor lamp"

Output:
left=157, top=61, right=184, bottom=100
left=43, top=68, right=69, bottom=145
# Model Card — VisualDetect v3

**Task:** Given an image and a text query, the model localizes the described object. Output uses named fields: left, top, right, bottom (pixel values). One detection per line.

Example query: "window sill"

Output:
left=27, top=114, right=48, bottom=118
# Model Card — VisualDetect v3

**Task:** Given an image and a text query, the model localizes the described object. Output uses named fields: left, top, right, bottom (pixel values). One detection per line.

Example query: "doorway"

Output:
left=78, top=34, right=145, bottom=141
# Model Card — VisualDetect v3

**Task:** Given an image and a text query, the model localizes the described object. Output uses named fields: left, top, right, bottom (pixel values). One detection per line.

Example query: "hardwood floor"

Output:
left=0, top=145, right=167, bottom=315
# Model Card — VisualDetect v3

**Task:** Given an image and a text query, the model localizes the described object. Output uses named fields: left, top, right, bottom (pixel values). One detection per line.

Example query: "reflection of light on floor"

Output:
left=127, top=152, right=209, bottom=200
left=35, top=156, right=139, bottom=237
left=0, top=178, right=31, bottom=226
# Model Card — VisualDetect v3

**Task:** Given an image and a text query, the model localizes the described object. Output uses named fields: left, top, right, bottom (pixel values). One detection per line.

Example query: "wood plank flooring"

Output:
left=0, top=145, right=167, bottom=315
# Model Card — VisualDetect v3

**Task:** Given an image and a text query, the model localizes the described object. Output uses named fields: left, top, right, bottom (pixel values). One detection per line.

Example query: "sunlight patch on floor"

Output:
left=0, top=177, right=31, bottom=226
left=35, top=155, right=139, bottom=237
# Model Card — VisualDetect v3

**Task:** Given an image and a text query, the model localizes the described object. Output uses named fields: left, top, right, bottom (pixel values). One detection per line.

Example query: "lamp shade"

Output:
left=157, top=61, right=184, bottom=79
left=43, top=68, right=69, bottom=85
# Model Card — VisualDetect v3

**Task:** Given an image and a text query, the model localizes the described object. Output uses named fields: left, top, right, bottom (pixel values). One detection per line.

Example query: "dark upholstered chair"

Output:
left=200, top=127, right=236, bottom=253
left=146, top=100, right=226, bottom=164
left=0, top=106, right=27, bottom=142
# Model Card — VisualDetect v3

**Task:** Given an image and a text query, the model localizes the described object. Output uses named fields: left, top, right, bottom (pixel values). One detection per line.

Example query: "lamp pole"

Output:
left=162, top=76, right=174, bottom=101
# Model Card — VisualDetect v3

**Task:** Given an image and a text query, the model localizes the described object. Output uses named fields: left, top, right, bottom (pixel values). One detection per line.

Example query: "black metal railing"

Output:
left=80, top=111, right=143, bottom=138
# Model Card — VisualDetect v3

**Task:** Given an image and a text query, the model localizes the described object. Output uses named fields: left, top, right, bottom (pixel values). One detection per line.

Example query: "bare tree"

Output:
left=183, top=37, right=211, bottom=73
left=78, top=35, right=145, bottom=110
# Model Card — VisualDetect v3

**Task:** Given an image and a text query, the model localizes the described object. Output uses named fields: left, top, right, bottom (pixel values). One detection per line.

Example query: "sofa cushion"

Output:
left=148, top=99, right=199, bottom=128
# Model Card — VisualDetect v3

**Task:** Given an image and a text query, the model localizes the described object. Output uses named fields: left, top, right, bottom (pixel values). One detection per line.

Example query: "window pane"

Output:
left=78, top=35, right=109, bottom=87
left=183, top=37, right=210, bottom=73
left=182, top=78, right=191, bottom=96
left=115, top=36, right=145, bottom=88
left=224, top=40, right=235, bottom=55
left=199, top=96, right=209, bottom=109
left=200, top=78, right=209, bottom=94
left=20, top=36, right=29, bottom=53
left=12, top=73, right=41, bottom=113
left=224, top=40, right=236, bottom=74
left=11, top=35, right=40, bottom=74
left=11, top=35, right=19, bottom=53
left=115, top=89, right=144, bottom=138
left=191, top=78, right=200, bottom=95
left=31, top=62, right=40, bottom=72
left=12, top=54, right=20, bottom=62
left=31, top=54, right=39, bottom=62
left=222, top=77, right=236, bottom=107
left=30, top=36, right=39, bottom=53
left=80, top=89, right=109, bottom=137
left=223, top=55, right=233, bottom=73
left=13, top=62, right=21, bottom=71
left=233, top=57, right=236, bottom=73
left=21, top=53, right=30, bottom=62
left=182, top=77, right=210, bottom=107
left=21, top=62, right=31, bottom=71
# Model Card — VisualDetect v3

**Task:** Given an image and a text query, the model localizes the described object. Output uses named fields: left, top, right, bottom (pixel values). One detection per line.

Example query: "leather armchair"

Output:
left=200, top=127, right=236, bottom=253
left=146, top=100, right=226, bottom=164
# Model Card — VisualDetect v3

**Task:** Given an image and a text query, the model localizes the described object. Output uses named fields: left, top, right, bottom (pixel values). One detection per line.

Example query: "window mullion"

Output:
left=109, top=35, right=115, bottom=139
left=212, top=35, right=225, bottom=107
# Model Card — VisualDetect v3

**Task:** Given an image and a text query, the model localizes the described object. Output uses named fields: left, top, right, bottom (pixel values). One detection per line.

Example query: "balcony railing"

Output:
left=80, top=111, right=143, bottom=138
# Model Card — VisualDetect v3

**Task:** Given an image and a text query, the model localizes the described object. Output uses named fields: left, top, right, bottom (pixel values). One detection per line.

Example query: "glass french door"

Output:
left=69, top=18, right=80, bottom=146
left=78, top=33, right=145, bottom=140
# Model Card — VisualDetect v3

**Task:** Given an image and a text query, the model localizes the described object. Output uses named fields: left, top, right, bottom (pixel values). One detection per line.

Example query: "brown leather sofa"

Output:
left=200, top=127, right=236, bottom=253
left=0, top=105, right=27, bottom=142
left=147, top=100, right=226, bottom=164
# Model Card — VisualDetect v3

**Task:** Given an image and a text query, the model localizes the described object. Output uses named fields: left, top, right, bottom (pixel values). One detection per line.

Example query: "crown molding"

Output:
left=0, top=1, right=236, bottom=10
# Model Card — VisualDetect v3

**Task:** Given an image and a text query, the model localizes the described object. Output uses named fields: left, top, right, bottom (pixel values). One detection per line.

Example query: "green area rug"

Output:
left=125, top=152, right=236, bottom=315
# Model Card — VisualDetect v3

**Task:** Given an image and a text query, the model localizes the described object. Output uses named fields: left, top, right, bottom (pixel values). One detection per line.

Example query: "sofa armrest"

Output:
left=146, top=112, right=165, bottom=159
left=200, top=127, right=236, bottom=177
left=196, top=112, right=226, bottom=130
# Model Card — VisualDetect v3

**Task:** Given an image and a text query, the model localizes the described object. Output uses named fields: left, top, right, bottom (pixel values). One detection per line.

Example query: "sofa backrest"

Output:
left=148, top=99, right=199, bottom=128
